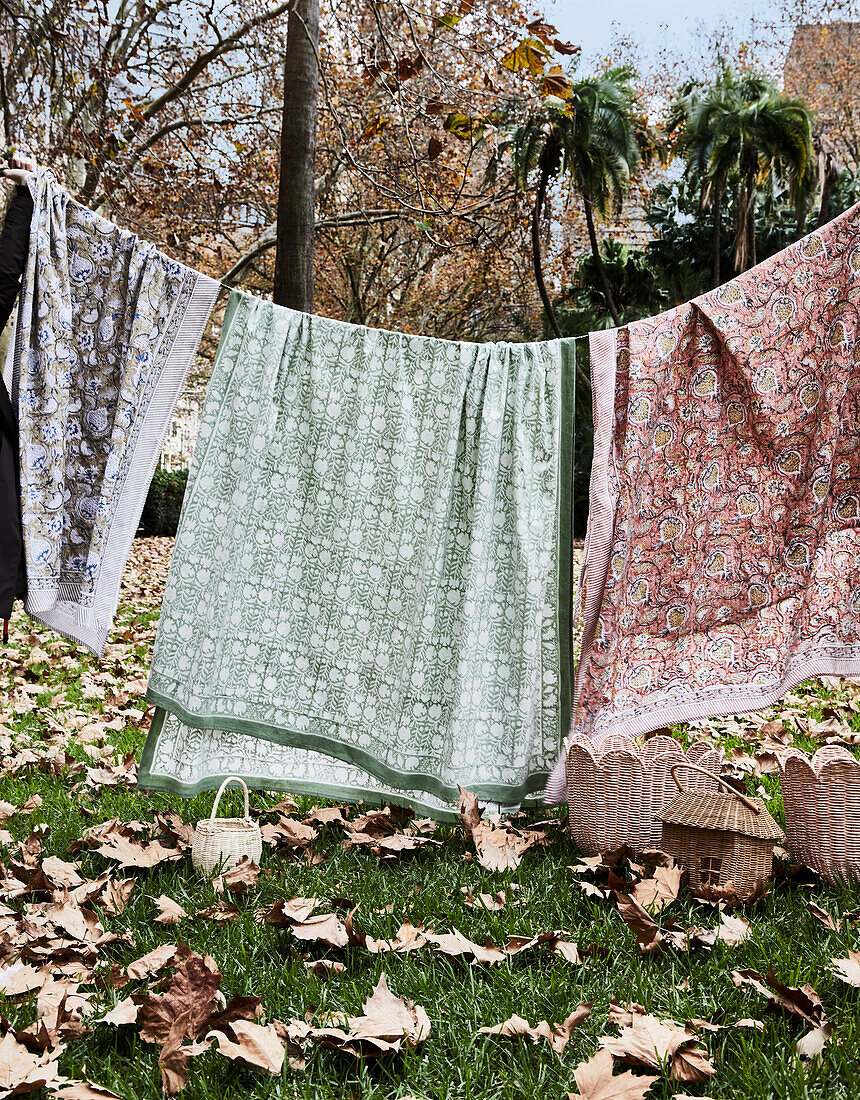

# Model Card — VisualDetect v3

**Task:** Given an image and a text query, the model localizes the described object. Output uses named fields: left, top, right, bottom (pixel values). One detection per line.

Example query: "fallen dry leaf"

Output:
left=0, top=1029, right=64, bottom=1093
left=153, top=896, right=189, bottom=925
left=570, top=1047, right=659, bottom=1100
left=831, top=951, right=860, bottom=987
left=137, top=946, right=221, bottom=1045
left=100, top=878, right=136, bottom=916
left=126, top=943, right=178, bottom=981
left=213, top=857, right=260, bottom=895
left=426, top=927, right=506, bottom=964
left=630, top=864, right=682, bottom=913
left=730, top=968, right=826, bottom=1028
left=457, top=787, right=545, bottom=871
left=0, top=962, right=47, bottom=996
left=601, top=1010, right=716, bottom=1083
left=479, top=1003, right=590, bottom=1056
left=308, top=973, right=430, bottom=1058
left=52, top=1083, right=126, bottom=1099
left=208, top=1020, right=286, bottom=1074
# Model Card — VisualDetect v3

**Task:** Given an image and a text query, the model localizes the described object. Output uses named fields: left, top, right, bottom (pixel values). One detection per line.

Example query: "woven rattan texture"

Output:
left=659, top=791, right=784, bottom=840
left=780, top=745, right=860, bottom=883
left=660, top=824, right=775, bottom=898
left=566, top=734, right=720, bottom=854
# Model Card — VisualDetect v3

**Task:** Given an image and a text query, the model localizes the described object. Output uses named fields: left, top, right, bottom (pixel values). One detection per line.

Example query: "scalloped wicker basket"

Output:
left=566, top=733, right=721, bottom=854
left=779, top=745, right=860, bottom=883
left=192, top=776, right=262, bottom=875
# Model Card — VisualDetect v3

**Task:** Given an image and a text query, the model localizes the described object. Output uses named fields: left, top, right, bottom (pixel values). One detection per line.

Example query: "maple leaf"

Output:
left=136, top=946, right=221, bottom=1044
left=52, top=1083, right=125, bottom=1099
left=307, top=974, right=430, bottom=1059
left=501, top=36, right=551, bottom=75
left=570, top=1047, right=659, bottom=1100
left=153, top=896, right=189, bottom=924
left=457, top=787, right=544, bottom=870
left=95, top=834, right=182, bottom=868
left=0, top=1030, right=64, bottom=1093
left=100, top=878, right=136, bottom=916
left=208, top=1020, right=286, bottom=1074
left=0, top=962, right=48, bottom=996
left=601, top=1010, right=716, bottom=1083
left=427, top=927, right=505, bottom=964
left=630, top=864, right=682, bottom=912
left=831, top=950, right=860, bottom=986
left=158, top=1008, right=197, bottom=1095
left=304, top=958, right=345, bottom=979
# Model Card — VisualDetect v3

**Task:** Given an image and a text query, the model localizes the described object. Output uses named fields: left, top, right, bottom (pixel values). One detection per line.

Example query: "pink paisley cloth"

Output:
left=547, top=200, right=860, bottom=803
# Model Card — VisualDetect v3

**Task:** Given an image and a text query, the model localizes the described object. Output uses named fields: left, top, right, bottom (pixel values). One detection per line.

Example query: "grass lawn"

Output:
left=0, top=538, right=858, bottom=1099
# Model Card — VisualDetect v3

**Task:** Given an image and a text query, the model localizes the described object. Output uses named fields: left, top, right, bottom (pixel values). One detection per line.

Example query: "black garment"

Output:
left=0, top=185, right=32, bottom=620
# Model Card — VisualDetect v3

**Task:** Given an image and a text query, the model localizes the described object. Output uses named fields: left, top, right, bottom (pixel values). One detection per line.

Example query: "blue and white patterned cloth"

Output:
left=11, top=170, right=219, bottom=653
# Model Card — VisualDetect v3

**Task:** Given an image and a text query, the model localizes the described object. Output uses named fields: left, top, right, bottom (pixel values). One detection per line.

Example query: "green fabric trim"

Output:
left=140, top=696, right=551, bottom=811
left=557, top=338, right=577, bottom=743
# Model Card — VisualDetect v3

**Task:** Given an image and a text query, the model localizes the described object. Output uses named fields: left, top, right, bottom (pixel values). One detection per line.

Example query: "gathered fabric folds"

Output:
left=12, top=171, right=219, bottom=654
left=140, top=290, right=576, bottom=818
left=547, top=201, right=860, bottom=803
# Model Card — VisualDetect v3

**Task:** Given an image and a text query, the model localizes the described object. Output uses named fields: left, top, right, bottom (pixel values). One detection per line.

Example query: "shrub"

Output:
left=139, top=467, right=188, bottom=537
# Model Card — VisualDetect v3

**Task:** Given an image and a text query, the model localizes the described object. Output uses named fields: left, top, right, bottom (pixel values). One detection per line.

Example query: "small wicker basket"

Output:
left=780, top=745, right=860, bottom=884
left=659, top=764, right=784, bottom=900
left=192, top=776, right=262, bottom=875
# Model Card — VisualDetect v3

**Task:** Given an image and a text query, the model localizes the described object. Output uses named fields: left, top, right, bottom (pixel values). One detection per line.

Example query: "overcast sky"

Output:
left=542, top=0, right=798, bottom=79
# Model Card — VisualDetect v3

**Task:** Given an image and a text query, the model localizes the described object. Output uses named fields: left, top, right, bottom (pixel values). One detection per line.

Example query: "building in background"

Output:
left=784, top=21, right=860, bottom=173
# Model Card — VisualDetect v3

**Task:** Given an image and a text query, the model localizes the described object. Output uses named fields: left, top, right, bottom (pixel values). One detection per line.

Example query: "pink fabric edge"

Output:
left=545, top=328, right=619, bottom=804
left=584, top=652, right=860, bottom=744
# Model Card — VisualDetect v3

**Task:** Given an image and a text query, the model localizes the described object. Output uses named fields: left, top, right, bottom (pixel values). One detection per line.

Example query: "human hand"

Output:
left=2, top=153, right=37, bottom=185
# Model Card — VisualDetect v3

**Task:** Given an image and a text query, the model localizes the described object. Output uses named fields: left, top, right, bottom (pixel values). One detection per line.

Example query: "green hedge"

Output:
left=139, top=467, right=188, bottom=536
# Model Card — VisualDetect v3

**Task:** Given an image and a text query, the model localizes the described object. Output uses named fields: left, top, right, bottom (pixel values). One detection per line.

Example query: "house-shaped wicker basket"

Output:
left=658, top=764, right=784, bottom=900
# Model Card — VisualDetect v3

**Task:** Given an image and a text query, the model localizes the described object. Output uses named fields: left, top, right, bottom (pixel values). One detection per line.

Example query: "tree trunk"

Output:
left=816, top=151, right=838, bottom=229
left=733, top=145, right=757, bottom=273
left=712, top=178, right=722, bottom=288
left=583, top=195, right=621, bottom=326
left=531, top=157, right=562, bottom=339
left=273, top=0, right=319, bottom=311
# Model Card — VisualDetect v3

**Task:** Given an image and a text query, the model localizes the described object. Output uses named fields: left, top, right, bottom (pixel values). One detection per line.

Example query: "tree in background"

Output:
left=509, top=64, right=647, bottom=331
left=668, top=63, right=815, bottom=280
left=274, top=0, right=319, bottom=312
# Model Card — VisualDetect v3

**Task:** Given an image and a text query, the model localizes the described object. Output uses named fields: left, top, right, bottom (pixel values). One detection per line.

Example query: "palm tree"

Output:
left=669, top=64, right=815, bottom=283
left=511, top=67, right=644, bottom=332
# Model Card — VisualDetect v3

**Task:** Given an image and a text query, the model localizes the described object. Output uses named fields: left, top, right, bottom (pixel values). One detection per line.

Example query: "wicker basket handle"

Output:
left=209, top=776, right=251, bottom=823
left=669, top=762, right=761, bottom=815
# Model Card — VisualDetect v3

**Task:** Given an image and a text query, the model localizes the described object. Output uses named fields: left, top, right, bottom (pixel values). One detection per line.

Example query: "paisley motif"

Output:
left=564, top=199, right=860, bottom=760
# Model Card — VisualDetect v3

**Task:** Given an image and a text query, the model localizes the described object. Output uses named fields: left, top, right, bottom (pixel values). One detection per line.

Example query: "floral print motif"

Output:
left=13, top=170, right=218, bottom=653
left=141, top=291, right=574, bottom=814
left=577, top=201, right=860, bottom=743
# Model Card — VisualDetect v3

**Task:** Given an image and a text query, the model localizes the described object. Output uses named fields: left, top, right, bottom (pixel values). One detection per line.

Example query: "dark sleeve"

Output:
left=0, top=185, right=34, bottom=334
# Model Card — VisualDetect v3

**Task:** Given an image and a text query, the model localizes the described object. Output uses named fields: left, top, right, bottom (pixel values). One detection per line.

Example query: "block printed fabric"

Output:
left=140, top=291, right=576, bottom=819
left=546, top=200, right=860, bottom=802
left=12, top=170, right=219, bottom=654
